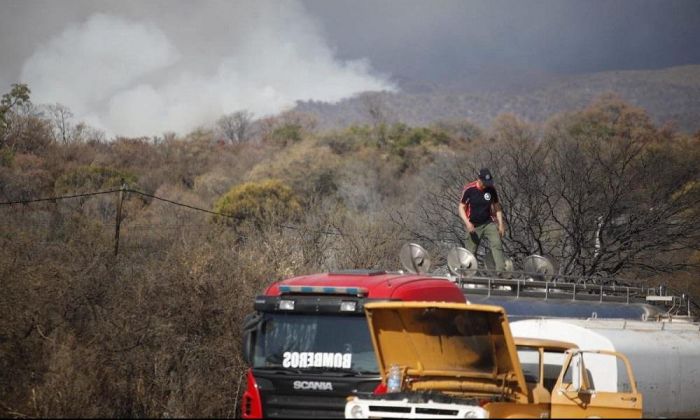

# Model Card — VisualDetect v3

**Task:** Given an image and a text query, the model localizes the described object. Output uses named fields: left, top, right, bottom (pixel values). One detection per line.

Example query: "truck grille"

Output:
left=262, top=393, right=347, bottom=418
left=346, top=397, right=486, bottom=419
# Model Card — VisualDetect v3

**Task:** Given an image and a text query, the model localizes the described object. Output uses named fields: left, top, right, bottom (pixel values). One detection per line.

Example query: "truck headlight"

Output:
left=348, top=403, right=366, bottom=419
left=279, top=299, right=295, bottom=310
left=463, top=407, right=488, bottom=418
left=340, top=301, right=357, bottom=312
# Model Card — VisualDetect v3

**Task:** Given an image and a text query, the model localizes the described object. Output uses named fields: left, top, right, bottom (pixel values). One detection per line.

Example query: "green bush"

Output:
left=212, top=179, right=302, bottom=229
left=387, top=124, right=450, bottom=153
left=269, top=123, right=303, bottom=146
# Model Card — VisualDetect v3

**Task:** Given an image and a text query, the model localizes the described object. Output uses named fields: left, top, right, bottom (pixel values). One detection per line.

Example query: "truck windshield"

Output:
left=253, top=313, right=378, bottom=374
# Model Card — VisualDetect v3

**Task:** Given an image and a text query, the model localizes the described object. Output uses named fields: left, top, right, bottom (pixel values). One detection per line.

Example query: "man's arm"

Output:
left=493, top=202, right=505, bottom=237
left=459, top=202, right=475, bottom=233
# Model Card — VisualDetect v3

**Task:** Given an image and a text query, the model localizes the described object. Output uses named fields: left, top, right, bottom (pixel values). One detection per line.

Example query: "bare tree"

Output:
left=535, top=98, right=700, bottom=277
left=216, top=110, right=254, bottom=144
left=46, top=103, right=74, bottom=144
left=72, top=122, right=107, bottom=144
left=396, top=103, right=700, bottom=280
left=360, top=92, right=394, bottom=147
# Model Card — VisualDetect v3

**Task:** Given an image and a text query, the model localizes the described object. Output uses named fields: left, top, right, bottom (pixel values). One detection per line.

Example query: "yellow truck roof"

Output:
left=513, top=337, right=578, bottom=352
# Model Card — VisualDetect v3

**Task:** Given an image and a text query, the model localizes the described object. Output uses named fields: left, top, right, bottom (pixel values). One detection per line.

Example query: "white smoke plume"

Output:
left=20, top=1, right=393, bottom=137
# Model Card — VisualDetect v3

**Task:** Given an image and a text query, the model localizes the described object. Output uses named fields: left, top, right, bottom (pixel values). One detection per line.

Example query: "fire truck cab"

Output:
left=240, top=269, right=465, bottom=418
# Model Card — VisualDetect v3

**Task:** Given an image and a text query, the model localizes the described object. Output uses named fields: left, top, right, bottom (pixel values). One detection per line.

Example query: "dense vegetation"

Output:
left=298, top=64, right=700, bottom=133
left=1, top=83, right=698, bottom=417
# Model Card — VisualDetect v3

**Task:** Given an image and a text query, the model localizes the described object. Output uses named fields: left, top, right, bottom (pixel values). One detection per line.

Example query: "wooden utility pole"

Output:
left=114, top=181, right=126, bottom=256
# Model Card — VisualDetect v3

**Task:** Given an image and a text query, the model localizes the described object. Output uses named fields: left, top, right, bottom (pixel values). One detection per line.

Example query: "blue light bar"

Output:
left=279, top=285, right=369, bottom=297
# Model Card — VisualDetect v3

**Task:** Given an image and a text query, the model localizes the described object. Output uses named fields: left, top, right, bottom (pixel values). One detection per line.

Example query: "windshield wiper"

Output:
left=254, top=367, right=304, bottom=375
left=255, top=366, right=378, bottom=376
left=299, top=367, right=379, bottom=377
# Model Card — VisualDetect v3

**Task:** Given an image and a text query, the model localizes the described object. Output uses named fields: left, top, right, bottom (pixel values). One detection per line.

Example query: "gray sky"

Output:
left=1, top=0, right=699, bottom=136
left=303, top=0, right=700, bottom=83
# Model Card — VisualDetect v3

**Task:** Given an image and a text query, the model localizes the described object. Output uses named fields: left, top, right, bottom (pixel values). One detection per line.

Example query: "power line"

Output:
left=128, top=189, right=233, bottom=218
left=127, top=189, right=343, bottom=236
left=0, top=189, right=122, bottom=205
left=0, top=188, right=238, bottom=219
left=0, top=186, right=610, bottom=240
left=0, top=187, right=351, bottom=238
left=0, top=186, right=654, bottom=242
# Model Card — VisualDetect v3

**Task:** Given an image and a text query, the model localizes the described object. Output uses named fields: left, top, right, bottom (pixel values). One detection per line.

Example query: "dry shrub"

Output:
left=246, top=139, right=341, bottom=198
left=0, top=204, right=274, bottom=417
left=30, top=335, right=103, bottom=418
left=193, top=167, right=242, bottom=203
left=1, top=92, right=697, bottom=419
left=328, top=208, right=406, bottom=271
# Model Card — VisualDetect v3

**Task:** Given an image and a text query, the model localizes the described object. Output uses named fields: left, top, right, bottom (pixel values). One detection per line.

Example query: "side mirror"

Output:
left=242, top=312, right=262, bottom=365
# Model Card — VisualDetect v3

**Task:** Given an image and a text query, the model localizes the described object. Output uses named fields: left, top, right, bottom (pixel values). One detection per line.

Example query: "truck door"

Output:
left=550, top=350, right=642, bottom=419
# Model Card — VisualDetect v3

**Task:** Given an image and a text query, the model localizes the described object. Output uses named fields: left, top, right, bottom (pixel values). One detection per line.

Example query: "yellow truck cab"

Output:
left=344, top=302, right=642, bottom=419
left=514, top=337, right=578, bottom=406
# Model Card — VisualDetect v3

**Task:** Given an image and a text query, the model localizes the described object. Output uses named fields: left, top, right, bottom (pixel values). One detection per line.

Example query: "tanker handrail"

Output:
left=461, top=277, right=649, bottom=303
left=452, top=268, right=696, bottom=318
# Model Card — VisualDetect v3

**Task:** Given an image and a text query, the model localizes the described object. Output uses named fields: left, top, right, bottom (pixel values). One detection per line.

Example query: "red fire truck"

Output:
left=239, top=269, right=465, bottom=418
left=239, top=246, right=694, bottom=418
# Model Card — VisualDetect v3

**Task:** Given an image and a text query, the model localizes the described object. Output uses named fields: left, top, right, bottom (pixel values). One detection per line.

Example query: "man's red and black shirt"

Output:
left=460, top=181, right=499, bottom=226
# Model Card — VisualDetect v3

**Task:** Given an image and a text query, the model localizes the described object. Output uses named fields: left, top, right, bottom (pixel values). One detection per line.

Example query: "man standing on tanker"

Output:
left=458, top=168, right=506, bottom=272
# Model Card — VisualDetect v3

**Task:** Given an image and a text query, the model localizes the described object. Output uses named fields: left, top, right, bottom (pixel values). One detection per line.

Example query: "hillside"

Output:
left=296, top=65, right=700, bottom=133
left=2, top=76, right=699, bottom=418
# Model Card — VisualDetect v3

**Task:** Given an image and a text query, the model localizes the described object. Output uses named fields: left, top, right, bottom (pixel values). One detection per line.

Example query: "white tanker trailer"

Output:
left=365, top=246, right=700, bottom=418
left=510, top=318, right=700, bottom=418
